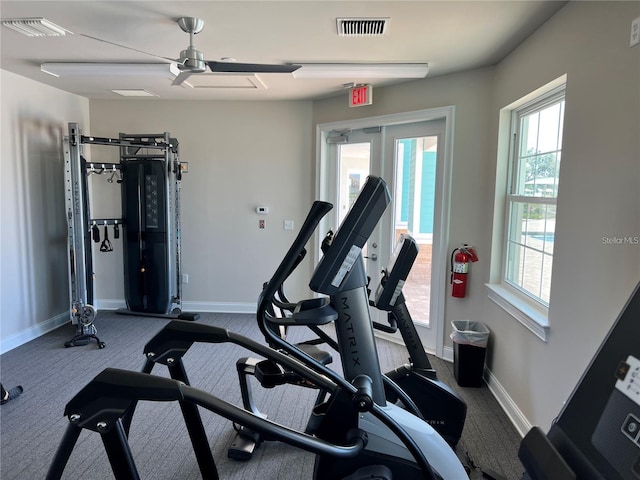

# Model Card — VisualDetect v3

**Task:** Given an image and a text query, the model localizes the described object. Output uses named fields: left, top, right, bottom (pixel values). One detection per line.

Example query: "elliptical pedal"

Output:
left=228, top=425, right=263, bottom=461
left=343, top=465, right=393, bottom=480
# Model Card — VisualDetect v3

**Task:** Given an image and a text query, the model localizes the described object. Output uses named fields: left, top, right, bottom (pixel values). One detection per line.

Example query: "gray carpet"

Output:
left=0, top=311, right=524, bottom=479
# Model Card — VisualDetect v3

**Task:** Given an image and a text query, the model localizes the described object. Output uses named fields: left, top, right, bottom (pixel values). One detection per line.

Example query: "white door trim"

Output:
left=315, top=106, right=455, bottom=358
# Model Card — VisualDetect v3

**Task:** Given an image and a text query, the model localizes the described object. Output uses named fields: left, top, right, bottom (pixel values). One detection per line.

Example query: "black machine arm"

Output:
left=143, top=321, right=337, bottom=393
left=258, top=200, right=333, bottom=319
left=183, top=384, right=367, bottom=458
left=47, top=368, right=369, bottom=480
left=257, top=200, right=341, bottom=370
left=64, top=368, right=185, bottom=432
left=138, top=321, right=434, bottom=476
left=372, top=311, right=399, bottom=334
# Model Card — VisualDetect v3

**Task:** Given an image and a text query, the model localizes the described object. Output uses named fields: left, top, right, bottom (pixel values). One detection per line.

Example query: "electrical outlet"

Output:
left=284, top=220, right=294, bottom=230
left=631, top=16, right=640, bottom=48
left=182, top=274, right=189, bottom=284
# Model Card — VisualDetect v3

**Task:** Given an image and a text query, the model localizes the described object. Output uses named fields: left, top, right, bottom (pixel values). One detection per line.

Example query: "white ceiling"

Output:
left=0, top=1, right=566, bottom=101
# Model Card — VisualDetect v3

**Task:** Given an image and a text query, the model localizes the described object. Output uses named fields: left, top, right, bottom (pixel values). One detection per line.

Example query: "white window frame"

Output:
left=487, top=79, right=566, bottom=342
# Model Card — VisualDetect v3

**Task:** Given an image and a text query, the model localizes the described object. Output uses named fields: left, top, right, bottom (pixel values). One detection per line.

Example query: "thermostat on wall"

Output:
left=256, top=206, right=269, bottom=214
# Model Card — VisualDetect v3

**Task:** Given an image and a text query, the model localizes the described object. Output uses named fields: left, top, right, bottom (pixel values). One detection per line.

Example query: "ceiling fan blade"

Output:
left=80, top=33, right=176, bottom=63
left=171, top=70, right=193, bottom=86
left=207, top=61, right=301, bottom=74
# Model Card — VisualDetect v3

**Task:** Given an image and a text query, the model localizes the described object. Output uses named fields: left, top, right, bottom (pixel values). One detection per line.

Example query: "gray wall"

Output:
left=314, top=1, right=640, bottom=432
left=1, top=1, right=638, bottom=434
left=0, top=70, right=90, bottom=350
left=87, top=100, right=315, bottom=311
left=312, top=66, right=497, bottom=353
left=485, top=1, right=640, bottom=431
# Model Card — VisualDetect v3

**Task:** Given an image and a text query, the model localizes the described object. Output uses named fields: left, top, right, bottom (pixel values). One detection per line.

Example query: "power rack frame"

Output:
left=63, top=123, right=195, bottom=349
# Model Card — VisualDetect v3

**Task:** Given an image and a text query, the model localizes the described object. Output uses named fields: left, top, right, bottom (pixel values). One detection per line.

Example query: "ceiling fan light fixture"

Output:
left=40, top=62, right=181, bottom=78
left=292, top=63, right=429, bottom=79
left=1, top=17, right=71, bottom=37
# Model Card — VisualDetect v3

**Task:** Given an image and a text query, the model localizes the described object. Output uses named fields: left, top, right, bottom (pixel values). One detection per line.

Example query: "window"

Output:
left=505, top=88, right=565, bottom=306
left=488, top=79, right=566, bottom=342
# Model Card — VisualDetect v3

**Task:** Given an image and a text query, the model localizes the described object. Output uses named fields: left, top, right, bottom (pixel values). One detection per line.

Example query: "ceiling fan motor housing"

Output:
left=179, top=46, right=206, bottom=72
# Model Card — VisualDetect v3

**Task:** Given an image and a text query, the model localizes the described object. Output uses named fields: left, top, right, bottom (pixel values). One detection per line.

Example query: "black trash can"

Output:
left=450, top=321, right=490, bottom=388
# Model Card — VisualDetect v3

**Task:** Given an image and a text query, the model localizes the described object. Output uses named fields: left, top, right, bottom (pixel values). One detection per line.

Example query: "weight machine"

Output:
left=63, top=123, right=196, bottom=349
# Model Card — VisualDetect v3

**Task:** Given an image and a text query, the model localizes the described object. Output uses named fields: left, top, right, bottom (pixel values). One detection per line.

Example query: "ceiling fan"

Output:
left=168, top=17, right=300, bottom=86
left=42, top=17, right=300, bottom=86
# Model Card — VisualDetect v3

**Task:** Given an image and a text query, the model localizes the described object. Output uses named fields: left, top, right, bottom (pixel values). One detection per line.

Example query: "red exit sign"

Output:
left=349, top=84, right=372, bottom=107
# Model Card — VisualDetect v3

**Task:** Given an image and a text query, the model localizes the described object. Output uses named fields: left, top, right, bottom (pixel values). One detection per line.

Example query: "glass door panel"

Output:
left=320, top=117, right=447, bottom=355
left=393, top=135, right=438, bottom=327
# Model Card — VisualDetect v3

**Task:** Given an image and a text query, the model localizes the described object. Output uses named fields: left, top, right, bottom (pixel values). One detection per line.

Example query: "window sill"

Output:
left=486, top=283, right=549, bottom=342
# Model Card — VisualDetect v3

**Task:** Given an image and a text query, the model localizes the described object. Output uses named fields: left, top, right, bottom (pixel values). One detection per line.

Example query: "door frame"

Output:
left=315, top=106, right=455, bottom=358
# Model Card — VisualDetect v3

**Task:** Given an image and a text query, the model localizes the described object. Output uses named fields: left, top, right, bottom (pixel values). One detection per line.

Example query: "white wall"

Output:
left=88, top=100, right=314, bottom=312
left=313, top=67, right=497, bottom=343
left=314, top=1, right=640, bottom=433
left=485, top=1, right=640, bottom=432
left=0, top=70, right=90, bottom=352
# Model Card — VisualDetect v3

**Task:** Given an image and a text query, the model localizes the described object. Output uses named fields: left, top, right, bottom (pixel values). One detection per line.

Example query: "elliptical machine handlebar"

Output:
left=258, top=200, right=333, bottom=327
left=372, top=312, right=399, bottom=334
left=258, top=200, right=341, bottom=350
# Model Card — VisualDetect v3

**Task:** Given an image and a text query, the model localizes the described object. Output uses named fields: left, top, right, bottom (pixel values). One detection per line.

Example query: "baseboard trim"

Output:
left=374, top=333, right=531, bottom=438
left=181, top=301, right=255, bottom=314
left=484, top=367, right=532, bottom=438
left=3, top=302, right=532, bottom=438
left=0, top=312, right=69, bottom=354
left=95, top=299, right=127, bottom=310
left=442, top=345, right=454, bottom=363
left=94, top=299, right=255, bottom=315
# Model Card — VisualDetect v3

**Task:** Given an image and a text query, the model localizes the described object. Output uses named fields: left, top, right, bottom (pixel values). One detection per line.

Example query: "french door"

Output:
left=317, top=109, right=453, bottom=355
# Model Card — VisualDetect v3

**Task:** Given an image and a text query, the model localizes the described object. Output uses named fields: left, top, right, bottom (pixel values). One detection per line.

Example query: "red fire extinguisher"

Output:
left=450, top=245, right=479, bottom=298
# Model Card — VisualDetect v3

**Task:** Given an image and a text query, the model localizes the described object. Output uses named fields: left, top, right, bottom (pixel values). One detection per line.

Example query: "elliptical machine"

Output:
left=227, top=231, right=466, bottom=460
left=371, top=233, right=467, bottom=447
left=297, top=175, right=466, bottom=478
left=46, top=180, right=468, bottom=478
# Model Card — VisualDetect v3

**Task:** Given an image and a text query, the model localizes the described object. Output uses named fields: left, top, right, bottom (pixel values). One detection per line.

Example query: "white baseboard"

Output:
left=94, top=299, right=255, bottom=315
left=95, top=299, right=127, bottom=310
left=374, top=332, right=530, bottom=438
left=181, top=301, right=255, bottom=314
left=442, top=345, right=454, bottom=363
left=374, top=330, right=456, bottom=363
left=374, top=330, right=404, bottom=346
left=0, top=300, right=255, bottom=353
left=0, top=312, right=69, bottom=354
left=3, top=302, right=532, bottom=438
left=484, top=367, right=532, bottom=438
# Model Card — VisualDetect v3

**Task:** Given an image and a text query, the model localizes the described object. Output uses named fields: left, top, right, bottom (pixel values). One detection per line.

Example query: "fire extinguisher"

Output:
left=450, top=244, right=479, bottom=298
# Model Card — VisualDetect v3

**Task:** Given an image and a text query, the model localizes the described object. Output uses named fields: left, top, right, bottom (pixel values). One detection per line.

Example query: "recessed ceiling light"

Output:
left=1, top=17, right=71, bottom=37
left=111, top=89, right=158, bottom=97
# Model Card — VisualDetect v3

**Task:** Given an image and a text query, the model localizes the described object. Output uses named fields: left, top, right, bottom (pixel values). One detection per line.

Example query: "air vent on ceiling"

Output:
left=337, top=18, right=389, bottom=37
left=1, top=17, right=71, bottom=37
